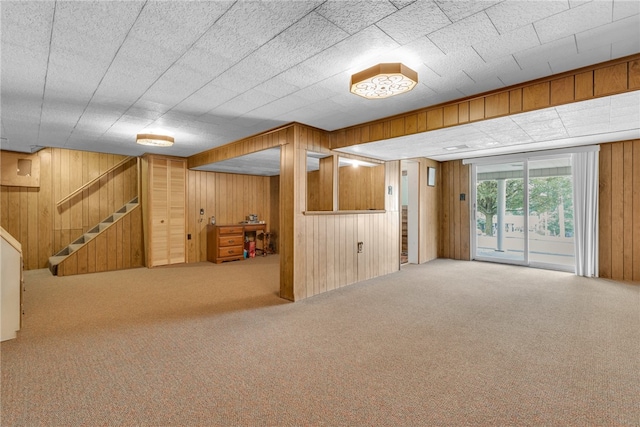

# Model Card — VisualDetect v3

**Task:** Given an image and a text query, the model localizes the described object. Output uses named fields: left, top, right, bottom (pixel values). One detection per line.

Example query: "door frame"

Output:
left=467, top=148, right=583, bottom=272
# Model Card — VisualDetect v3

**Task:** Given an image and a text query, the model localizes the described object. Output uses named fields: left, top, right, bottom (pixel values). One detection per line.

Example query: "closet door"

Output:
left=148, top=156, right=185, bottom=267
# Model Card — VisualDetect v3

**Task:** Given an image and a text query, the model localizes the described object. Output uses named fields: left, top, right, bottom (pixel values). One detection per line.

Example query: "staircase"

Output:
left=48, top=197, right=139, bottom=276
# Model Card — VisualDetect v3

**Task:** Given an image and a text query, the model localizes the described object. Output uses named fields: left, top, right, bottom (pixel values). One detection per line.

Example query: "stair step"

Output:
left=68, top=244, right=83, bottom=253
left=48, top=255, right=66, bottom=265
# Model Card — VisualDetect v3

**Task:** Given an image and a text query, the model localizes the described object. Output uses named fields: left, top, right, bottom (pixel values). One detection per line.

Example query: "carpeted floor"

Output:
left=1, top=256, right=639, bottom=426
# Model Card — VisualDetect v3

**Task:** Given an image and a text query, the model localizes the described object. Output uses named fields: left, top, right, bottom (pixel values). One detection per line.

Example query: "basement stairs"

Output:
left=48, top=197, right=139, bottom=276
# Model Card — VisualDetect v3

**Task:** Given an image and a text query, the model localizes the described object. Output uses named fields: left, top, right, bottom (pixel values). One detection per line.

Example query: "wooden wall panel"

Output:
left=594, top=63, right=627, bottom=96
left=575, top=71, right=594, bottom=100
left=287, top=124, right=400, bottom=301
left=1, top=148, right=138, bottom=270
left=551, top=76, right=575, bottom=106
left=418, top=158, right=440, bottom=263
left=485, top=92, right=509, bottom=118
left=185, top=169, right=273, bottom=264
left=599, top=140, right=640, bottom=282
left=338, top=164, right=384, bottom=211
left=599, top=144, right=612, bottom=278
left=630, top=59, right=640, bottom=90
left=438, top=160, right=471, bottom=261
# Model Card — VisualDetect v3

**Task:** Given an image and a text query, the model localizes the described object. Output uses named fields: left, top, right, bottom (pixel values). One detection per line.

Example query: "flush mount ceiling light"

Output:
left=136, top=133, right=174, bottom=147
left=350, top=63, right=418, bottom=99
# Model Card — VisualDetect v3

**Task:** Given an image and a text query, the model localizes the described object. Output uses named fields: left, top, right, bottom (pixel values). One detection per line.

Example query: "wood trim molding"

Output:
left=188, top=124, right=297, bottom=169
left=330, top=53, right=640, bottom=150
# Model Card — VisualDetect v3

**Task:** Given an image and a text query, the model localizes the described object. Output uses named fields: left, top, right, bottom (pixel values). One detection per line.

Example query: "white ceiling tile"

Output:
left=576, top=14, right=640, bottom=53
left=485, top=0, right=570, bottom=34
left=613, top=0, right=640, bottom=20
left=210, top=59, right=281, bottom=96
left=534, top=1, right=613, bottom=44
left=316, top=0, right=398, bottom=34
left=376, top=1, right=452, bottom=44
left=265, top=12, right=349, bottom=68
left=0, top=1, right=54, bottom=54
left=173, top=84, right=240, bottom=116
left=473, top=25, right=541, bottom=62
left=141, top=65, right=217, bottom=108
left=457, top=77, right=505, bottom=96
left=464, top=56, right=521, bottom=83
left=435, top=0, right=502, bottom=22
left=424, top=47, right=486, bottom=77
left=513, top=36, right=577, bottom=70
left=499, top=62, right=552, bottom=86
left=549, top=44, right=612, bottom=74
left=335, top=26, right=401, bottom=71
left=211, top=90, right=278, bottom=118
left=429, top=11, right=499, bottom=54
left=221, top=1, right=321, bottom=47
left=429, top=70, right=478, bottom=94
left=611, top=35, right=640, bottom=57
left=475, top=117, right=535, bottom=144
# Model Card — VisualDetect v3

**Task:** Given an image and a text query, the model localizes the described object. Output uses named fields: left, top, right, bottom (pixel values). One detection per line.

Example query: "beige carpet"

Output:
left=2, top=256, right=639, bottom=426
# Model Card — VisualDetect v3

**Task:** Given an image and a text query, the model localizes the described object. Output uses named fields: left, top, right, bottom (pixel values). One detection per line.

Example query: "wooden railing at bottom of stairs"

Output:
left=48, top=197, right=144, bottom=276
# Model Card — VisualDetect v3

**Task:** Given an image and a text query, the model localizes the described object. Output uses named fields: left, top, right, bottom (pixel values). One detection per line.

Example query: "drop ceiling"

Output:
left=1, top=0, right=639, bottom=171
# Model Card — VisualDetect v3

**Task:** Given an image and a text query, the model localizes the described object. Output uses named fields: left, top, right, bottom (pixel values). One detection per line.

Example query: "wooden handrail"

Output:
left=56, top=156, right=134, bottom=206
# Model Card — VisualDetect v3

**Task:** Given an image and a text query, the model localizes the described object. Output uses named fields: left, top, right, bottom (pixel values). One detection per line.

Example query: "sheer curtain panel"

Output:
left=572, top=150, right=599, bottom=277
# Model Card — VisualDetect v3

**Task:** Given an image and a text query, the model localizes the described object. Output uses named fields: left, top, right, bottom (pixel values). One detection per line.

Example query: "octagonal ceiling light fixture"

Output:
left=136, top=133, right=174, bottom=147
left=350, top=63, right=418, bottom=99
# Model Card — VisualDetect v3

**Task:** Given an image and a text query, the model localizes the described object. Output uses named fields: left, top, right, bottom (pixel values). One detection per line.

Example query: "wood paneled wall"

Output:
left=56, top=206, right=143, bottom=276
left=438, top=160, right=471, bottom=261
left=185, top=170, right=273, bottom=263
left=338, top=164, right=385, bottom=211
left=599, top=140, right=640, bottom=282
left=418, top=158, right=440, bottom=263
left=331, top=54, right=640, bottom=150
left=0, top=148, right=138, bottom=270
left=287, top=124, right=401, bottom=301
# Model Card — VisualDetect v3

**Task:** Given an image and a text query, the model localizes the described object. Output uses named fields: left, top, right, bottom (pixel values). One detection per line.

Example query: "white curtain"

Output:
left=571, top=151, right=599, bottom=277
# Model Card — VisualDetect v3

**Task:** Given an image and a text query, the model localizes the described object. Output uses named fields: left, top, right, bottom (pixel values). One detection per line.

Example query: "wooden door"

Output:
left=148, top=156, right=185, bottom=267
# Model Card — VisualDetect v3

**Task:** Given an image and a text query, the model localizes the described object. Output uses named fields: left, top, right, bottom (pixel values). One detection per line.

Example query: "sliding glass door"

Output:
left=527, top=157, right=574, bottom=268
left=475, top=162, right=525, bottom=264
left=472, top=155, right=574, bottom=271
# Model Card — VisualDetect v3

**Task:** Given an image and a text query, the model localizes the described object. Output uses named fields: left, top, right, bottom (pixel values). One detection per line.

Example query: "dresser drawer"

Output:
left=218, top=235, right=243, bottom=247
left=218, top=226, right=244, bottom=235
left=218, top=245, right=244, bottom=258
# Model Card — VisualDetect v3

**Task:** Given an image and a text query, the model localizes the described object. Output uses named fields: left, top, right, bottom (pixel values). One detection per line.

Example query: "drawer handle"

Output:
left=228, top=239, right=234, bottom=243
left=228, top=250, right=234, bottom=254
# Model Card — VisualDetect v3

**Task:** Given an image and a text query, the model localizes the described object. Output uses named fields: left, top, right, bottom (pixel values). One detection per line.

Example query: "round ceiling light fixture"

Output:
left=136, top=133, right=174, bottom=147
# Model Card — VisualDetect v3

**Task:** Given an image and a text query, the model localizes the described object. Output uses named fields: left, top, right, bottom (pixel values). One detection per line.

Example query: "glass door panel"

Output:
left=527, top=158, right=575, bottom=268
left=475, top=162, right=525, bottom=263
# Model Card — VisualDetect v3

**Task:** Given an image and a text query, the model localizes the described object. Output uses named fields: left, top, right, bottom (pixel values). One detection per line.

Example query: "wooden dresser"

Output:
left=207, top=225, right=245, bottom=263
left=206, top=223, right=268, bottom=263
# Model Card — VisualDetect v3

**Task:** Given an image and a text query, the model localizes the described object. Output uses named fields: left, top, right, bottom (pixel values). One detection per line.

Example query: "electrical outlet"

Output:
left=200, top=208, right=204, bottom=215
left=357, top=241, right=363, bottom=253
left=187, top=234, right=191, bottom=240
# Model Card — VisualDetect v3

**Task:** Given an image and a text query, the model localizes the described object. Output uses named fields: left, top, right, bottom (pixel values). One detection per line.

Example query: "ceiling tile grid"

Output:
left=376, top=1, right=452, bottom=45
left=1, top=0, right=638, bottom=163
left=534, top=1, right=614, bottom=44
left=428, top=11, right=499, bottom=54
left=485, top=0, right=570, bottom=34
